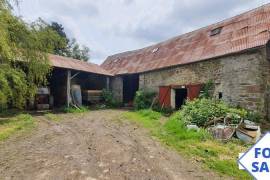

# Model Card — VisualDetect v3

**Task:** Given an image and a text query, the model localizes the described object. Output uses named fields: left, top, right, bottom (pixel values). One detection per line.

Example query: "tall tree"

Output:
left=49, top=21, right=90, bottom=61
left=0, top=0, right=66, bottom=110
left=49, top=22, right=69, bottom=56
left=67, top=38, right=90, bottom=62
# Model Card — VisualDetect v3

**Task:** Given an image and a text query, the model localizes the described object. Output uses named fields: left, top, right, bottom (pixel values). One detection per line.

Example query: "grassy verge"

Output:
left=62, top=106, right=89, bottom=113
left=0, top=114, right=35, bottom=141
left=123, top=110, right=252, bottom=180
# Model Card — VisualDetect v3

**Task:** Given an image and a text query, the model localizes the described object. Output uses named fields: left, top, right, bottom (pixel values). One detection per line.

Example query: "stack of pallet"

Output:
left=82, top=90, right=103, bottom=103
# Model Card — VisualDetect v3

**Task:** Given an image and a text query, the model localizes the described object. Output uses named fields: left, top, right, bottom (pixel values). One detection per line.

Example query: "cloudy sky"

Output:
left=14, top=0, right=269, bottom=64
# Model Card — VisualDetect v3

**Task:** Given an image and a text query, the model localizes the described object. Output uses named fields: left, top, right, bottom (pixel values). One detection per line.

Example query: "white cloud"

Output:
left=14, top=0, right=269, bottom=64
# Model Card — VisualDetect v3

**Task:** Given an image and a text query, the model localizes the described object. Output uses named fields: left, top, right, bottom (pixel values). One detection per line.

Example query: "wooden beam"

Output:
left=67, top=70, right=71, bottom=108
left=71, top=72, right=80, bottom=80
left=106, top=77, right=110, bottom=90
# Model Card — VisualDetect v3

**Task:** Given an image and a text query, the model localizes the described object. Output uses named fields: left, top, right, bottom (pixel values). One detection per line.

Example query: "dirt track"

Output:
left=0, top=110, right=224, bottom=180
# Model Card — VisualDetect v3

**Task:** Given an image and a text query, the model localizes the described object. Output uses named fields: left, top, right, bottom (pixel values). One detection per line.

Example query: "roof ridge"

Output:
left=101, top=3, right=270, bottom=75
left=49, top=54, right=112, bottom=76
left=103, top=3, right=270, bottom=61
left=49, top=54, right=100, bottom=66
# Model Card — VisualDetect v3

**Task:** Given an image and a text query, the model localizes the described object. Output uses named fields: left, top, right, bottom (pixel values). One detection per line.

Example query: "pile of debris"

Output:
left=188, top=115, right=261, bottom=143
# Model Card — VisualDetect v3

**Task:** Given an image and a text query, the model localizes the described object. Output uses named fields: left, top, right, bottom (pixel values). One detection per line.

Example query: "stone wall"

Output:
left=110, top=76, right=123, bottom=102
left=265, top=44, right=270, bottom=120
left=139, top=48, right=270, bottom=120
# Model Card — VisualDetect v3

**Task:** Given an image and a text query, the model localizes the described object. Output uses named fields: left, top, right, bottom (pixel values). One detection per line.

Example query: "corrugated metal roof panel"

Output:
left=49, top=54, right=112, bottom=76
left=101, top=4, right=270, bottom=75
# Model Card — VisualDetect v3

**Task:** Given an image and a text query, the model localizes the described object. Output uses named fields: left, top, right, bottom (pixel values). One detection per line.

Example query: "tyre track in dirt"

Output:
left=0, top=110, right=227, bottom=180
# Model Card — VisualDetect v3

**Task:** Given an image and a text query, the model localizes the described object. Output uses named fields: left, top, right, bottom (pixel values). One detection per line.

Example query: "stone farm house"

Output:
left=47, top=4, right=270, bottom=120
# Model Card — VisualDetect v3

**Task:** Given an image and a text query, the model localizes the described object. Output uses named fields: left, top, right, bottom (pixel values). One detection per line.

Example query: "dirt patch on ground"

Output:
left=0, top=110, right=226, bottom=180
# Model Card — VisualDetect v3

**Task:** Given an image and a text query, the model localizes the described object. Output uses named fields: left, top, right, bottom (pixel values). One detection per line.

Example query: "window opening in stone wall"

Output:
left=218, top=92, right=223, bottom=99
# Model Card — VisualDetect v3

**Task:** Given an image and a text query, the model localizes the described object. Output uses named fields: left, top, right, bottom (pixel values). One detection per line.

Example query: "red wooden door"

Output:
left=159, top=86, right=171, bottom=108
left=187, top=84, right=202, bottom=100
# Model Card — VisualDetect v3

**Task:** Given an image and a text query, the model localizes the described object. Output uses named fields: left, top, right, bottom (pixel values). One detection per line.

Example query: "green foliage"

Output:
left=137, top=110, right=161, bottom=120
left=63, top=106, right=89, bottom=113
left=67, top=38, right=90, bottom=61
left=123, top=110, right=161, bottom=130
left=134, top=90, right=156, bottom=110
left=0, top=1, right=67, bottom=110
left=101, top=89, right=121, bottom=108
left=0, top=65, right=28, bottom=110
left=152, top=104, right=174, bottom=116
left=49, top=22, right=69, bottom=56
left=178, top=98, right=247, bottom=127
left=163, top=113, right=211, bottom=141
left=123, top=110, right=251, bottom=179
left=199, top=80, right=214, bottom=98
left=50, top=22, right=90, bottom=61
left=244, top=111, right=263, bottom=123
left=0, top=114, right=35, bottom=141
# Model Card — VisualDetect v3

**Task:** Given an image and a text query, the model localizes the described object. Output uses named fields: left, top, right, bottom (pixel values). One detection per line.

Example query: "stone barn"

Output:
left=101, top=4, right=270, bottom=120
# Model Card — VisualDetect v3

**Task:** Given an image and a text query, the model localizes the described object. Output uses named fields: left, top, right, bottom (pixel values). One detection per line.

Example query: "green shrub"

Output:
left=101, top=89, right=121, bottom=108
left=178, top=98, right=247, bottom=127
left=134, top=90, right=156, bottom=110
left=199, top=80, right=214, bottom=98
left=244, top=111, right=262, bottom=123
left=63, top=106, right=89, bottom=113
left=0, top=65, right=28, bottom=111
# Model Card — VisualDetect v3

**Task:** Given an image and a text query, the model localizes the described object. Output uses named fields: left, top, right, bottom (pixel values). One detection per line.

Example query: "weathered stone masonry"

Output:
left=139, top=47, right=270, bottom=120
left=110, top=76, right=123, bottom=102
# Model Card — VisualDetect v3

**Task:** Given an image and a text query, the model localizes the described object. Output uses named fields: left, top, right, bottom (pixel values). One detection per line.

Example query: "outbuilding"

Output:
left=35, top=54, right=112, bottom=109
left=101, top=4, right=270, bottom=120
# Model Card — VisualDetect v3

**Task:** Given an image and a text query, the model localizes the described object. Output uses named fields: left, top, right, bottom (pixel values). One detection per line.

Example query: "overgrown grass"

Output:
left=123, top=110, right=251, bottom=180
left=63, top=106, right=89, bottom=113
left=0, top=114, right=35, bottom=141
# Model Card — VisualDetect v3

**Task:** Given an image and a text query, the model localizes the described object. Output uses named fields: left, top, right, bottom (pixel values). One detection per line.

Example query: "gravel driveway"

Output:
left=0, top=110, right=224, bottom=180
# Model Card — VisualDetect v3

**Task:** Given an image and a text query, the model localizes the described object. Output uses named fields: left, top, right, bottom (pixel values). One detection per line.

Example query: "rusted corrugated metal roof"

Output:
left=49, top=54, right=112, bottom=76
left=101, top=4, right=270, bottom=75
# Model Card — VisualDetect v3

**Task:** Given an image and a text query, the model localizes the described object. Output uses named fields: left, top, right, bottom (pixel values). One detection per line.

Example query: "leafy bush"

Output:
left=178, top=98, right=247, bottom=127
left=134, top=90, right=156, bottom=110
left=101, top=89, right=121, bottom=108
left=0, top=65, right=28, bottom=111
left=0, top=2, right=69, bottom=111
left=199, top=80, right=214, bottom=98
left=244, top=111, right=262, bottom=123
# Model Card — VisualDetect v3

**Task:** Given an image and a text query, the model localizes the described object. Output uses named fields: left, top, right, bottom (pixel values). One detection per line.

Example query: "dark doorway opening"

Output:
left=175, top=88, right=188, bottom=109
left=123, top=74, right=139, bottom=105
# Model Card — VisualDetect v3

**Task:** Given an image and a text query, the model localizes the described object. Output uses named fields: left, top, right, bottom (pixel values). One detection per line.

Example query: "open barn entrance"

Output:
left=175, top=88, right=188, bottom=109
left=48, top=68, right=109, bottom=108
left=123, top=74, right=139, bottom=105
left=159, top=85, right=201, bottom=110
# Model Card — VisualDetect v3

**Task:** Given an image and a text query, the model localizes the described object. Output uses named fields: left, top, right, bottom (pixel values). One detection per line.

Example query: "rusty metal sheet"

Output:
left=49, top=54, right=112, bottom=76
left=101, top=4, right=270, bottom=75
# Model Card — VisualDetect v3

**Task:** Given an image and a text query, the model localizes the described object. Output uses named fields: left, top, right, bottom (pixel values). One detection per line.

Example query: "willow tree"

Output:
left=0, top=0, right=66, bottom=110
